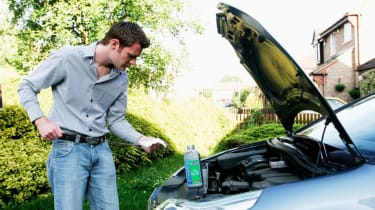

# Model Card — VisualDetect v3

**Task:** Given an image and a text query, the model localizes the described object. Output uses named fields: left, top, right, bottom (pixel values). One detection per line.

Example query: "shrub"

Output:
left=109, top=113, right=175, bottom=174
left=335, top=83, right=346, bottom=92
left=247, top=109, right=264, bottom=125
left=359, top=71, right=375, bottom=96
left=214, top=122, right=304, bottom=152
left=348, top=88, right=361, bottom=99
left=0, top=106, right=50, bottom=205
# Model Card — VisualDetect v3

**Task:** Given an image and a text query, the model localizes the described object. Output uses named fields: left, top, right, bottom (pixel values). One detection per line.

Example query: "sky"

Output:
left=173, top=0, right=364, bottom=97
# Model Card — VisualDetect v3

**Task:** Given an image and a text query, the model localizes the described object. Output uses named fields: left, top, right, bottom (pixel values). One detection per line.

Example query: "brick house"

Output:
left=310, top=1, right=375, bottom=101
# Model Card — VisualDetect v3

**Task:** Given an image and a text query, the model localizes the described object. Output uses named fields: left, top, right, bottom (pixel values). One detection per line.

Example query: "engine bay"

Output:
left=154, top=137, right=356, bottom=203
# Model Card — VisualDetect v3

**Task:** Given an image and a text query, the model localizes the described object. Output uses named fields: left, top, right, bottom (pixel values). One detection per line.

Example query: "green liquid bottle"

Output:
left=184, top=144, right=203, bottom=188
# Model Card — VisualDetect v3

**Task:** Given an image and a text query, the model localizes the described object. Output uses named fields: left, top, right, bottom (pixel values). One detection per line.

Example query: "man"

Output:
left=18, top=21, right=166, bottom=210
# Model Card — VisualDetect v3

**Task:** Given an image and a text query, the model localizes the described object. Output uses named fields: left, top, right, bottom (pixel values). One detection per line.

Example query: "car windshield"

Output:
left=297, top=94, right=375, bottom=157
left=326, top=98, right=346, bottom=109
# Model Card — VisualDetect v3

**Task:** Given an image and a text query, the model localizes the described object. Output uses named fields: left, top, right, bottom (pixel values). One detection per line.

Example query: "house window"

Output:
left=315, top=40, right=324, bottom=64
left=344, top=23, right=352, bottom=43
left=330, top=33, right=336, bottom=56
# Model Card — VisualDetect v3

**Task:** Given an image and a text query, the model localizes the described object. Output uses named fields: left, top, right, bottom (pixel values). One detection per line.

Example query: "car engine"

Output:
left=153, top=136, right=355, bottom=204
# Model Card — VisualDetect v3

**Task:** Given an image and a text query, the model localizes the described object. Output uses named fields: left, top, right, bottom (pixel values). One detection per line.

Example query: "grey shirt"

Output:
left=18, top=42, right=143, bottom=144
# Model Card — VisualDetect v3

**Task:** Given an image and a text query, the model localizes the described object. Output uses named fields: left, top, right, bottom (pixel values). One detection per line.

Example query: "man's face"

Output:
left=110, top=40, right=142, bottom=70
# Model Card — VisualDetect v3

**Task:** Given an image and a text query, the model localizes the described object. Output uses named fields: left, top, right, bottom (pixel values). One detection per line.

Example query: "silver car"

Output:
left=148, top=2, right=375, bottom=210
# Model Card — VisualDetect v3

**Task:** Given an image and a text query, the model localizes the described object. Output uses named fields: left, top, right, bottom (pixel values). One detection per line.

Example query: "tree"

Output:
left=232, top=89, right=250, bottom=109
left=0, top=0, right=17, bottom=66
left=5, top=0, right=203, bottom=92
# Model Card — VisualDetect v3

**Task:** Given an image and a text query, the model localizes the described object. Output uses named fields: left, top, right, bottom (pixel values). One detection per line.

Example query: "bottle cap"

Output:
left=187, top=144, right=195, bottom=150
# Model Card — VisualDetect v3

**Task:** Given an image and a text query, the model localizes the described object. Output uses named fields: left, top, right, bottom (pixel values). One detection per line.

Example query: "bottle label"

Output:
left=185, top=159, right=202, bottom=187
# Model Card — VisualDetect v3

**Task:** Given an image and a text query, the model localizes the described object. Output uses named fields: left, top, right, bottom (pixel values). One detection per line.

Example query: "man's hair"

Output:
left=100, top=22, right=150, bottom=49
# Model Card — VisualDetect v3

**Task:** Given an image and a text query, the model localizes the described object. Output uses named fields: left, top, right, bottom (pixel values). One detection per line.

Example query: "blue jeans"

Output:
left=47, top=140, right=119, bottom=210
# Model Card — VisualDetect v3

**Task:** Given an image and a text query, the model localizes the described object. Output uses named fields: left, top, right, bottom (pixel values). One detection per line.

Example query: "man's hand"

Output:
left=137, top=136, right=167, bottom=153
left=34, top=117, right=63, bottom=141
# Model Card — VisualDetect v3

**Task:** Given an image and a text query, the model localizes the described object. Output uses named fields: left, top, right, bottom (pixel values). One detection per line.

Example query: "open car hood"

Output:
left=216, top=2, right=357, bottom=148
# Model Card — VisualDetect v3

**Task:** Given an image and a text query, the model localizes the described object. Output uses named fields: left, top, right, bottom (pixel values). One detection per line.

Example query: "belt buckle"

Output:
left=86, top=137, right=100, bottom=145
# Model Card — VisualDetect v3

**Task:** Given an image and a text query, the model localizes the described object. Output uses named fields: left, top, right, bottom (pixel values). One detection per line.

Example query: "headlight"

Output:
left=152, top=190, right=262, bottom=210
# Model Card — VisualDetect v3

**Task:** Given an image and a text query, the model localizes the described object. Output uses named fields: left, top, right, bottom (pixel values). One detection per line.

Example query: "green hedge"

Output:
left=107, top=113, right=175, bottom=174
left=215, top=123, right=304, bottom=152
left=0, top=106, right=49, bottom=205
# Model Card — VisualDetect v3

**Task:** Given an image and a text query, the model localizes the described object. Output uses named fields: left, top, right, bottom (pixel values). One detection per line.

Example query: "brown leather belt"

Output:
left=59, top=134, right=106, bottom=145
